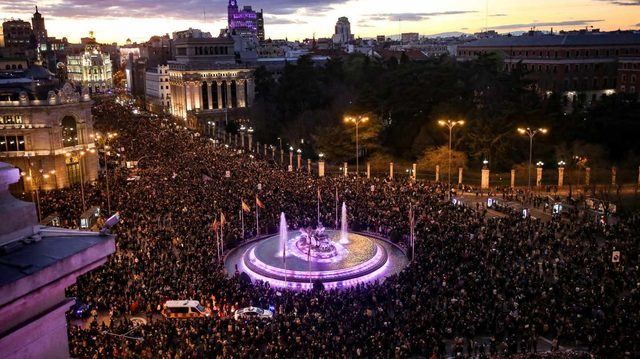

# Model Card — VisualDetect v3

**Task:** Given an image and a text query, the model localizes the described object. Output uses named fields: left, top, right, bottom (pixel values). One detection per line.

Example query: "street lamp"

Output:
left=517, top=127, right=548, bottom=191
left=344, top=115, right=369, bottom=176
left=95, top=132, right=118, bottom=215
left=438, top=119, right=465, bottom=199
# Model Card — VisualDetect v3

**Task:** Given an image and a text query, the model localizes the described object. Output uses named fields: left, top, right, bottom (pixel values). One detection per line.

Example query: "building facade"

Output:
left=228, top=0, right=265, bottom=41
left=67, top=41, right=113, bottom=93
left=0, top=81, right=98, bottom=191
left=401, top=33, right=420, bottom=44
left=618, top=58, right=639, bottom=95
left=2, top=20, right=32, bottom=49
left=457, top=31, right=640, bottom=102
left=333, top=17, right=353, bottom=45
left=168, top=36, right=254, bottom=129
left=145, top=65, right=171, bottom=112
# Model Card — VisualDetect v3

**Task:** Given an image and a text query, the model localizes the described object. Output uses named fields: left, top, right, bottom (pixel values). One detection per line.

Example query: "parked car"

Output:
left=234, top=307, right=273, bottom=321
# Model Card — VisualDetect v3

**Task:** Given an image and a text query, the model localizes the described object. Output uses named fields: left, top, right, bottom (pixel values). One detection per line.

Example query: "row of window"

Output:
left=461, top=47, right=640, bottom=59
left=0, top=115, right=23, bottom=124
left=620, top=86, right=637, bottom=93
left=4, top=64, right=24, bottom=70
left=620, top=74, right=638, bottom=83
left=506, top=62, right=613, bottom=73
left=194, top=46, right=230, bottom=56
left=0, top=135, right=26, bottom=152
left=620, top=63, right=640, bottom=69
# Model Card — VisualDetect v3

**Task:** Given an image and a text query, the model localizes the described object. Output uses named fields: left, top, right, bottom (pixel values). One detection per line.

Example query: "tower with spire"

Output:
left=31, top=6, right=48, bottom=46
left=228, top=0, right=239, bottom=28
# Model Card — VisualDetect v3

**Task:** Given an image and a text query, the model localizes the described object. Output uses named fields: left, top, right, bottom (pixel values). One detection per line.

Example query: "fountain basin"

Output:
left=224, top=230, right=408, bottom=290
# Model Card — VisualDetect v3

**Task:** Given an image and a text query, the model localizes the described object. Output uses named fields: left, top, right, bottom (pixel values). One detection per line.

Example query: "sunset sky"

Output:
left=1, top=0, right=639, bottom=44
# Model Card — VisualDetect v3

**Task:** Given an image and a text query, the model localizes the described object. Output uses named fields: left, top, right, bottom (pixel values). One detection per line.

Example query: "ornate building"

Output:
left=168, top=35, right=255, bottom=130
left=0, top=66, right=98, bottom=191
left=457, top=31, right=640, bottom=103
left=228, top=0, right=265, bottom=41
left=66, top=35, right=113, bottom=94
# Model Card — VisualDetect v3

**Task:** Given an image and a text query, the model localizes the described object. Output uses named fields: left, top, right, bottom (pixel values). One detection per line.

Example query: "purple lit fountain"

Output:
left=225, top=206, right=408, bottom=290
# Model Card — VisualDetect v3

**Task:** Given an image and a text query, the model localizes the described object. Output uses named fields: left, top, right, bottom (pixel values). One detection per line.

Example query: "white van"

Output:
left=162, top=300, right=211, bottom=319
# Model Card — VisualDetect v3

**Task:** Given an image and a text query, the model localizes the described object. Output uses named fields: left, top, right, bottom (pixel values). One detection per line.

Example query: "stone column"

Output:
left=207, top=81, right=213, bottom=110
left=193, top=81, right=202, bottom=110
left=611, top=167, right=617, bottom=186
left=638, top=166, right=640, bottom=186
left=319, top=160, right=325, bottom=177
left=343, top=162, right=348, bottom=177
left=585, top=167, right=591, bottom=186
left=246, top=78, right=255, bottom=106
left=510, top=169, right=516, bottom=188
left=435, top=165, right=440, bottom=182
left=412, top=163, right=417, bottom=180
left=307, top=159, right=311, bottom=174
left=185, top=82, right=193, bottom=111
left=217, top=82, right=223, bottom=109
left=264, top=144, right=268, bottom=156
left=280, top=149, right=284, bottom=164
left=458, top=167, right=463, bottom=184
left=248, top=135, right=253, bottom=151
left=237, top=80, right=246, bottom=108
left=389, top=162, right=394, bottom=179
left=297, top=153, right=302, bottom=170
left=226, top=81, right=233, bottom=109
left=481, top=166, right=490, bottom=190
left=241, top=132, right=245, bottom=148
left=558, top=167, right=565, bottom=187
left=288, top=150, right=293, bottom=171
left=366, top=162, right=371, bottom=179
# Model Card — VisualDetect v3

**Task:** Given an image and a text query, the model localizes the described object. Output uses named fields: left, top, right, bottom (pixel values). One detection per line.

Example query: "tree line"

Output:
left=248, top=53, right=640, bottom=176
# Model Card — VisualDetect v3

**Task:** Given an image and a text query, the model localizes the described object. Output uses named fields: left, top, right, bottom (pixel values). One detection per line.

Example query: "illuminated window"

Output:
left=61, top=116, right=79, bottom=147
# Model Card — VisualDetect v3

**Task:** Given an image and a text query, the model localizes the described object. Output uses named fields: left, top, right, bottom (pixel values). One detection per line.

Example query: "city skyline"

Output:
left=1, top=0, right=639, bottom=44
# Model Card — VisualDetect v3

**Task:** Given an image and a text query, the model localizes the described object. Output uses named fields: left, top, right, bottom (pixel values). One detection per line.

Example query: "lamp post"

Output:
left=438, top=119, right=465, bottom=199
left=344, top=115, right=369, bottom=176
left=95, top=132, right=118, bottom=215
left=288, top=146, right=293, bottom=171
left=518, top=127, right=548, bottom=191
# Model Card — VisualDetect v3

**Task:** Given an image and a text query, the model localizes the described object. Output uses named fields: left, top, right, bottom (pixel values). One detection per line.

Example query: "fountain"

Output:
left=224, top=210, right=408, bottom=290
left=276, top=212, right=288, bottom=257
left=339, top=202, right=349, bottom=244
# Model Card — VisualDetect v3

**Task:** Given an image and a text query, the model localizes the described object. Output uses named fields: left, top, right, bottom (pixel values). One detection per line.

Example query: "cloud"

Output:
left=597, top=0, right=640, bottom=5
left=491, top=19, right=605, bottom=30
left=490, top=14, right=508, bottom=17
left=0, top=0, right=347, bottom=20
left=265, top=15, right=306, bottom=25
left=364, top=11, right=477, bottom=22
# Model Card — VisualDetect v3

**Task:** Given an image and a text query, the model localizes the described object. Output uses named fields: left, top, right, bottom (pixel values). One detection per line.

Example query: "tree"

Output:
left=416, top=146, right=468, bottom=171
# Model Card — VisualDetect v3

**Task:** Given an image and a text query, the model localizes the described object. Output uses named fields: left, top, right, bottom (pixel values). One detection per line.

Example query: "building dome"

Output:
left=23, top=65, right=54, bottom=80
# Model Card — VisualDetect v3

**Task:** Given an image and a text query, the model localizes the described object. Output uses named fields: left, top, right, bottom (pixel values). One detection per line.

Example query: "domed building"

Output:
left=66, top=35, right=113, bottom=94
left=0, top=64, right=97, bottom=193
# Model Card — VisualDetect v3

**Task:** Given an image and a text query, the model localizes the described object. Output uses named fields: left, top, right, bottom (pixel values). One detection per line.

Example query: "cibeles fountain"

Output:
left=225, top=203, right=408, bottom=290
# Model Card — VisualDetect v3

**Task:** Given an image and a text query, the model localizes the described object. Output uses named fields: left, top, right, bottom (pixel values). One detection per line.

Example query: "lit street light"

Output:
left=517, top=127, right=548, bottom=191
left=438, top=119, right=465, bottom=199
left=344, top=115, right=369, bottom=176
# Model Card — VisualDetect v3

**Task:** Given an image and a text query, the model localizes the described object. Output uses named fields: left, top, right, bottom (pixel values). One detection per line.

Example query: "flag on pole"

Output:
left=318, top=188, right=322, bottom=203
left=256, top=196, right=265, bottom=209
left=241, top=200, right=251, bottom=212
left=212, top=219, right=220, bottom=232
left=220, top=212, right=226, bottom=227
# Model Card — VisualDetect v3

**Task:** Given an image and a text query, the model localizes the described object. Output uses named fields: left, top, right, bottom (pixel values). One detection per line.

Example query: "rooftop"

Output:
left=459, top=32, right=640, bottom=48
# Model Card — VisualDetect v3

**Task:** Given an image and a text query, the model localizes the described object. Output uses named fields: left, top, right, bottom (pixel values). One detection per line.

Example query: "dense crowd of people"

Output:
left=38, top=98, right=639, bottom=358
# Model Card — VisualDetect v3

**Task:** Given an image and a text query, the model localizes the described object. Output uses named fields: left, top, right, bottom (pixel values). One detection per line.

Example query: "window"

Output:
left=0, top=135, right=25, bottom=152
left=61, top=116, right=79, bottom=147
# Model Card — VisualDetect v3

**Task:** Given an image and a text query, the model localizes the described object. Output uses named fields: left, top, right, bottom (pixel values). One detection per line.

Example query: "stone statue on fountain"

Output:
left=297, top=224, right=338, bottom=259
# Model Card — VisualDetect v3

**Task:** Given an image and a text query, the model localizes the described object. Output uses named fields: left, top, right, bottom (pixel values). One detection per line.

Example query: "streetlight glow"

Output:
left=343, top=114, right=370, bottom=176
left=438, top=118, right=466, bottom=199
